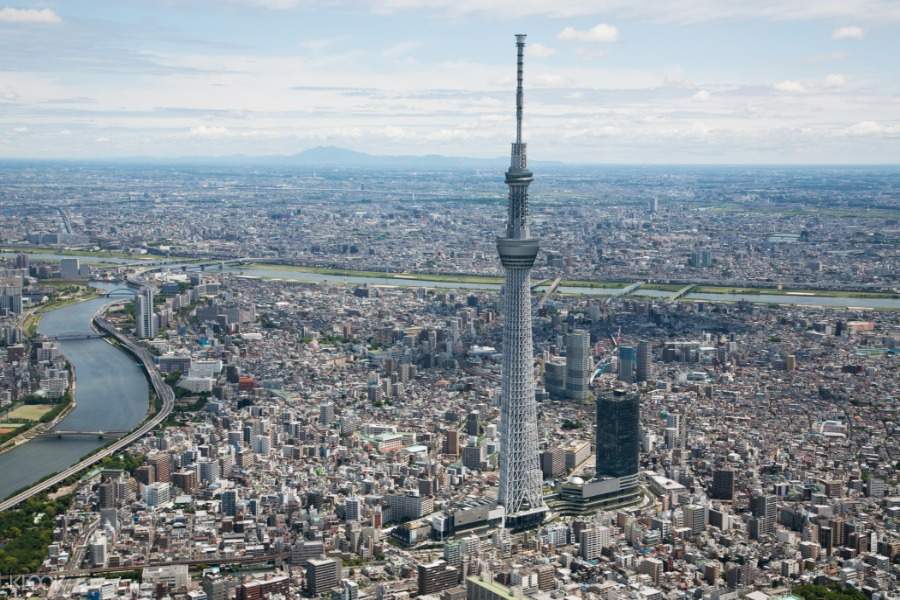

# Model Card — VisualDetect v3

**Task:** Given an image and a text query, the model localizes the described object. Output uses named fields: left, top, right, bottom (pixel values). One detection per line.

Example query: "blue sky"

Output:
left=1, top=1, right=899, bottom=163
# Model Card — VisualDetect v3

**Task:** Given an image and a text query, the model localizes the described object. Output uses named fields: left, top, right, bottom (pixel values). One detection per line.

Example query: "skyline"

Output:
left=1, top=1, right=900, bottom=164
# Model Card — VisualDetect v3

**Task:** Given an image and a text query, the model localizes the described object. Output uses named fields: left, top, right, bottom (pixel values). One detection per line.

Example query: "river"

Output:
left=0, top=251, right=151, bottom=266
left=0, top=283, right=149, bottom=500
left=223, top=265, right=900, bottom=310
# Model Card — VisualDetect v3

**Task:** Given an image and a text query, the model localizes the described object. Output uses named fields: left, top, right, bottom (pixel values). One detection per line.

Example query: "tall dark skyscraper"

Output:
left=636, top=340, right=651, bottom=382
left=712, top=468, right=735, bottom=500
left=617, top=346, right=636, bottom=384
left=496, top=34, right=547, bottom=531
left=750, top=493, right=776, bottom=538
left=595, top=388, right=640, bottom=479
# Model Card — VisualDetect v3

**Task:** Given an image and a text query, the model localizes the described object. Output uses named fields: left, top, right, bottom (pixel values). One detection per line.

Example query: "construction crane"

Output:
left=537, top=276, right=562, bottom=309
left=590, top=327, right=622, bottom=385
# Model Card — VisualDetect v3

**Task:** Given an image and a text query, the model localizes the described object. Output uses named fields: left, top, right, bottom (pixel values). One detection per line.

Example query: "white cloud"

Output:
left=189, top=125, right=230, bottom=138
left=365, top=1, right=900, bottom=23
left=691, top=90, right=711, bottom=102
left=558, top=24, right=619, bottom=43
left=843, top=121, right=900, bottom=136
left=773, top=80, right=806, bottom=93
left=823, top=73, right=846, bottom=88
left=12, top=126, right=28, bottom=133
left=529, top=43, right=556, bottom=58
left=94, top=137, right=110, bottom=143
left=0, top=7, right=61, bottom=23
left=832, top=25, right=864, bottom=40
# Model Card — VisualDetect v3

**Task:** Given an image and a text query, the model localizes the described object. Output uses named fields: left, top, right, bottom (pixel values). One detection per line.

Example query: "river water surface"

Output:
left=0, top=284, right=149, bottom=500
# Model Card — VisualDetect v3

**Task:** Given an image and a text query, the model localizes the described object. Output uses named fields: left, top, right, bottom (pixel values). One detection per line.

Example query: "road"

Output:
left=53, top=551, right=291, bottom=578
left=0, top=316, right=175, bottom=512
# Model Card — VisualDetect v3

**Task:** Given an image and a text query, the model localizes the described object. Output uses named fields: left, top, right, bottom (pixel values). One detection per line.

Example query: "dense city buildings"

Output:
left=0, top=36, right=898, bottom=600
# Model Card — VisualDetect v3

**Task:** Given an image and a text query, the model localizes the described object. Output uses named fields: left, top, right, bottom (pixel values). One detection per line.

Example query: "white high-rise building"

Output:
left=144, top=482, right=171, bottom=507
left=580, top=525, right=610, bottom=560
left=345, top=495, right=361, bottom=522
left=496, top=34, right=547, bottom=531
left=565, top=329, right=592, bottom=401
left=137, top=286, right=157, bottom=339
left=90, top=532, right=108, bottom=567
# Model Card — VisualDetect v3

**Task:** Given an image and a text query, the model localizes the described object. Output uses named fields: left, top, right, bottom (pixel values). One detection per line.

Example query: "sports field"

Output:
left=6, top=404, right=54, bottom=421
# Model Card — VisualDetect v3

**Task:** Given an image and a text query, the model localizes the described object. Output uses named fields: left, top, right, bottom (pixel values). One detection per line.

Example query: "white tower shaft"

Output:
left=496, top=34, right=547, bottom=530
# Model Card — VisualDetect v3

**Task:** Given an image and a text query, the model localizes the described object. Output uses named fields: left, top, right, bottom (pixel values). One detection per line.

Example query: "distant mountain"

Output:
left=272, top=146, right=515, bottom=169
left=166, top=146, right=564, bottom=169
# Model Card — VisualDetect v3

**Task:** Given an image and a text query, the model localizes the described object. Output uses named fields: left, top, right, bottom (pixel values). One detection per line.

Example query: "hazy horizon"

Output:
left=2, top=1, right=900, bottom=164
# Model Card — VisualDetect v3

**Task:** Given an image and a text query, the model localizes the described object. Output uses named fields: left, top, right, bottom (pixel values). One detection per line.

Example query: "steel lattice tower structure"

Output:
left=496, top=34, right=547, bottom=531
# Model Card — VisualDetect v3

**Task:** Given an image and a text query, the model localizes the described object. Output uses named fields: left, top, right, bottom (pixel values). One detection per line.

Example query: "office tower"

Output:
left=496, top=33, right=546, bottom=531
left=750, top=494, right=776, bottom=538
left=198, top=458, right=220, bottom=484
left=0, top=280, right=23, bottom=314
left=60, top=257, right=81, bottom=280
left=565, top=329, right=592, bottom=401
left=221, top=489, right=238, bottom=516
left=149, top=453, right=172, bottom=483
left=540, top=448, right=565, bottom=478
left=595, top=388, right=640, bottom=478
left=462, top=441, right=485, bottom=471
left=640, top=558, right=663, bottom=584
left=543, top=358, right=566, bottom=400
left=98, top=481, right=117, bottom=509
left=866, top=478, right=886, bottom=498
left=143, top=482, right=170, bottom=507
left=319, top=401, right=335, bottom=425
left=465, top=411, right=480, bottom=436
left=345, top=495, right=361, bottom=522
left=712, top=468, right=735, bottom=500
left=306, top=558, right=341, bottom=596
left=445, top=429, right=461, bottom=457
left=535, top=564, right=555, bottom=591
left=172, top=470, right=197, bottom=494
left=137, top=286, right=156, bottom=339
left=636, top=340, right=651, bottom=382
left=443, top=539, right=464, bottom=566
left=90, top=532, right=107, bottom=567
left=580, top=525, right=610, bottom=560
left=134, top=465, right=154, bottom=486
left=683, top=504, right=707, bottom=537
left=417, top=560, right=459, bottom=595
left=617, top=346, right=636, bottom=383
left=666, top=412, right=683, bottom=448
left=252, top=434, right=270, bottom=454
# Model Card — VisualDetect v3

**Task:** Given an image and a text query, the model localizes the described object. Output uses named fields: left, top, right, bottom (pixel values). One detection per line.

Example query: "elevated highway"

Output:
left=0, top=317, right=175, bottom=512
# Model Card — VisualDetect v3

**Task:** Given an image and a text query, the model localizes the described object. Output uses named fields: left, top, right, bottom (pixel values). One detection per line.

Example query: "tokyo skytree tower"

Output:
left=496, top=34, right=547, bottom=531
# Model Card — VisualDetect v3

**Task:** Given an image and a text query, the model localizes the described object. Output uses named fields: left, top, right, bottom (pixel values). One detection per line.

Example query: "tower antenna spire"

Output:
left=515, top=34, right=526, bottom=144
